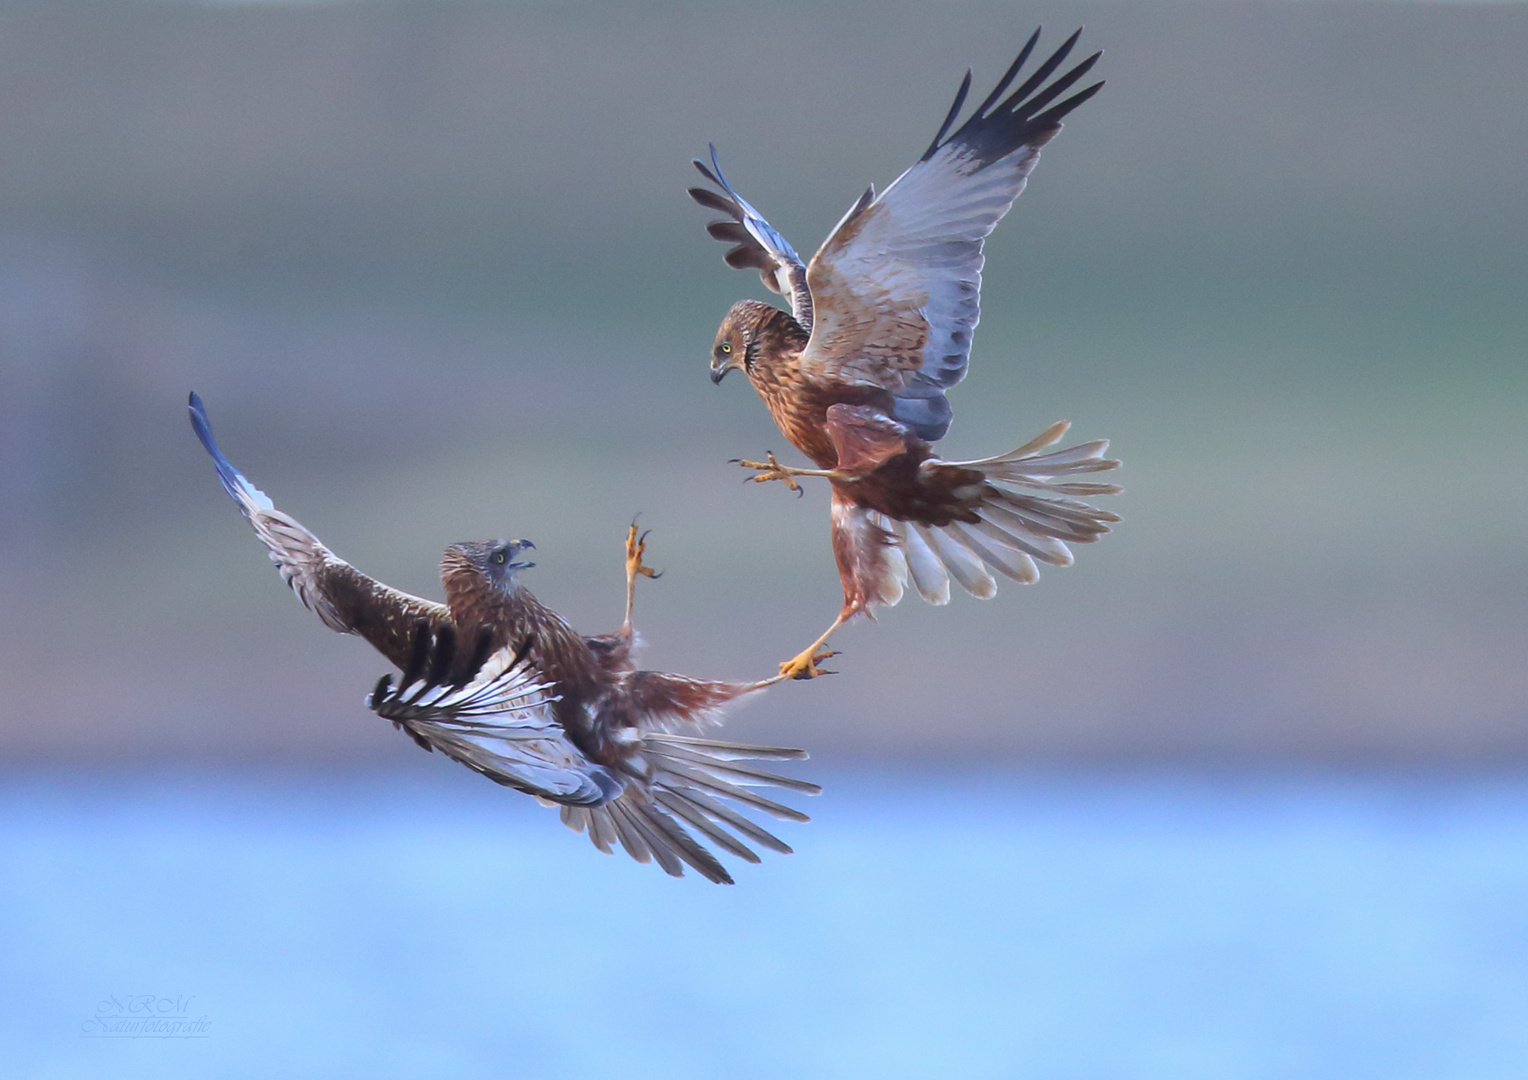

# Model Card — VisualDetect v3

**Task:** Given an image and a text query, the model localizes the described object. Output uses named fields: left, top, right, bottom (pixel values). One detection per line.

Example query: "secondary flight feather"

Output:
left=189, top=392, right=818, bottom=883
left=691, top=27, right=1121, bottom=678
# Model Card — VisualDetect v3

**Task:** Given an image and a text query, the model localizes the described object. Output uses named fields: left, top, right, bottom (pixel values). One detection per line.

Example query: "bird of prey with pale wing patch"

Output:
left=189, top=393, right=818, bottom=884
left=691, top=27, right=1122, bottom=679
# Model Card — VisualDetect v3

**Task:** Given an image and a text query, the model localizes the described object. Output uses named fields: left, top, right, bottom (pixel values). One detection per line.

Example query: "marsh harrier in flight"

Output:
left=190, top=393, right=817, bottom=883
left=692, top=28, right=1121, bottom=679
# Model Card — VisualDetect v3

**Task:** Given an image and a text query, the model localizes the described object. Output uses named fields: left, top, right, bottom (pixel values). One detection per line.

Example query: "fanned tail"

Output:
left=878, top=420, right=1121, bottom=604
left=558, top=734, right=820, bottom=885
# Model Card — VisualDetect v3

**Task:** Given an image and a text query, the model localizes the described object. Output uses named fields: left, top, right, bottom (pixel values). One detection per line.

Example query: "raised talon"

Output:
left=736, top=452, right=803, bottom=496
left=779, top=648, right=838, bottom=680
left=624, top=523, right=660, bottom=580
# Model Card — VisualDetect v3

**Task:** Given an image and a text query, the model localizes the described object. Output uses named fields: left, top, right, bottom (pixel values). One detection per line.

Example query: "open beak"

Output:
left=710, top=359, right=736, bottom=385
left=509, top=538, right=535, bottom=569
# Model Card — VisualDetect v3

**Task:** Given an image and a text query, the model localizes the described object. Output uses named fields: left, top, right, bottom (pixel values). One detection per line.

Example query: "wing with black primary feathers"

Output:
left=689, top=145, right=816, bottom=331
left=799, top=28, right=1102, bottom=440
left=368, top=626, right=623, bottom=806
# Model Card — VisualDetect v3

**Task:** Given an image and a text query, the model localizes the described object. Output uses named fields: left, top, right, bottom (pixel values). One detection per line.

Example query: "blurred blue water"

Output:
left=2, top=767, right=1526, bottom=1079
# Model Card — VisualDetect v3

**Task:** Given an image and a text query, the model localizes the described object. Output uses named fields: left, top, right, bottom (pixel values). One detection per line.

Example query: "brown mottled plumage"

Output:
left=190, top=393, right=818, bottom=884
left=693, top=29, right=1122, bottom=678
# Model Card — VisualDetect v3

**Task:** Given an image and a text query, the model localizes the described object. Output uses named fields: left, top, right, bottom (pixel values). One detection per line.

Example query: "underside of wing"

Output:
left=800, top=29, right=1103, bottom=441
left=689, top=145, right=815, bottom=331
left=189, top=392, right=450, bottom=668
left=369, top=625, right=619, bottom=806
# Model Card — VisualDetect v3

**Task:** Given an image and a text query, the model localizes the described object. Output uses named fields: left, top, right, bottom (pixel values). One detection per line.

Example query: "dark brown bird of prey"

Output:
left=189, top=393, right=818, bottom=884
left=691, top=28, right=1122, bottom=679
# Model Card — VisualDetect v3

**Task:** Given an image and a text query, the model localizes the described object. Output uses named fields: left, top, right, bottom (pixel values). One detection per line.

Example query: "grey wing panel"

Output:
left=689, top=146, right=815, bottom=331
left=890, top=378, right=954, bottom=442
left=795, top=32, right=1100, bottom=436
left=894, top=28, right=1101, bottom=395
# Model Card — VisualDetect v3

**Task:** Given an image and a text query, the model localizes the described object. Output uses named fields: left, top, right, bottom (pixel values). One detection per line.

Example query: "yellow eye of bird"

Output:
left=721, top=342, right=732, bottom=354
left=493, top=551, right=506, bottom=564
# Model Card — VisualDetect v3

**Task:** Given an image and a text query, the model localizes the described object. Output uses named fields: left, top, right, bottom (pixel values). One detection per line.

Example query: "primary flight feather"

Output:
left=691, top=27, right=1121, bottom=678
left=190, top=392, right=817, bottom=883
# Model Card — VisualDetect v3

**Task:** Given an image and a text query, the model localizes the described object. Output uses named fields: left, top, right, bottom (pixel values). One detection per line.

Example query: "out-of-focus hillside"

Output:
left=1, top=0, right=1524, bottom=763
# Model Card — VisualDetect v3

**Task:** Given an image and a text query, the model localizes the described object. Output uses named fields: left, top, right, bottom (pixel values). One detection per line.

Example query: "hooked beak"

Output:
left=509, top=538, right=535, bottom=569
left=710, top=362, right=734, bottom=385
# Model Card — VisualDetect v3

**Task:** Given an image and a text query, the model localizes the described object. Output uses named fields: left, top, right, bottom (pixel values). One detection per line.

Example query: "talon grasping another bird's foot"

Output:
left=779, top=648, right=838, bottom=681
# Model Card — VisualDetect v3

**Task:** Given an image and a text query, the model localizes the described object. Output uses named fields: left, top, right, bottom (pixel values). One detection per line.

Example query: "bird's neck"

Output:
left=442, top=568, right=597, bottom=690
left=442, top=568, right=530, bottom=634
left=742, top=308, right=832, bottom=463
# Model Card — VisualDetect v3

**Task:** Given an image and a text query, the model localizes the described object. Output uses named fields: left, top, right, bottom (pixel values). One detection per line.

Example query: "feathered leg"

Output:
left=774, top=488, right=908, bottom=680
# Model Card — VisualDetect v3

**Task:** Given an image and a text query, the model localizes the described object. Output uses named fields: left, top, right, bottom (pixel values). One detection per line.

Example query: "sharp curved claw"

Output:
left=779, top=647, right=840, bottom=681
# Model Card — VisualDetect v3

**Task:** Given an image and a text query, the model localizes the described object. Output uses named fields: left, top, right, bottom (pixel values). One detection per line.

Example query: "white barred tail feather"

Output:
left=865, top=420, right=1120, bottom=609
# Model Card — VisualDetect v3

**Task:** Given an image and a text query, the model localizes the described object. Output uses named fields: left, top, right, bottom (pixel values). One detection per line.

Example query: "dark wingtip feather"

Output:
left=724, top=246, right=772, bottom=271
left=369, top=674, right=393, bottom=710
left=927, top=27, right=1102, bottom=170
left=1032, top=78, right=1105, bottom=130
left=462, top=627, right=494, bottom=685
left=400, top=620, right=431, bottom=689
left=1019, top=48, right=1100, bottom=118
left=427, top=623, right=456, bottom=686
left=921, top=68, right=973, bottom=162
left=706, top=220, right=750, bottom=243
left=689, top=187, right=734, bottom=214
left=976, top=27, right=1042, bottom=114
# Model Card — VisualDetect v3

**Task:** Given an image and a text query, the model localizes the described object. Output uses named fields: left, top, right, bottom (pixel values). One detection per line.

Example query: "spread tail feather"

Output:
left=558, top=734, right=820, bottom=885
left=876, top=421, right=1120, bottom=605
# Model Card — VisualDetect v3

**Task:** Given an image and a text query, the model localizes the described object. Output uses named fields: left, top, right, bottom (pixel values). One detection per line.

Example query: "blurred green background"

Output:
left=1, top=0, right=1523, bottom=765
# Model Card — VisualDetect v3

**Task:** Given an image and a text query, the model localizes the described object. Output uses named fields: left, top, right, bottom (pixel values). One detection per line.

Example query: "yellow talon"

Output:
left=778, top=648, right=838, bottom=681
left=624, top=523, right=659, bottom=581
left=736, top=452, right=803, bottom=494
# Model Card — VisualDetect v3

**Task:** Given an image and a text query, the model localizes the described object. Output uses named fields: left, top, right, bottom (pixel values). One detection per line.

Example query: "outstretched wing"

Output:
left=189, top=392, right=449, bottom=670
left=368, top=627, right=621, bottom=806
left=689, top=145, right=816, bottom=330
left=800, top=28, right=1103, bottom=440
